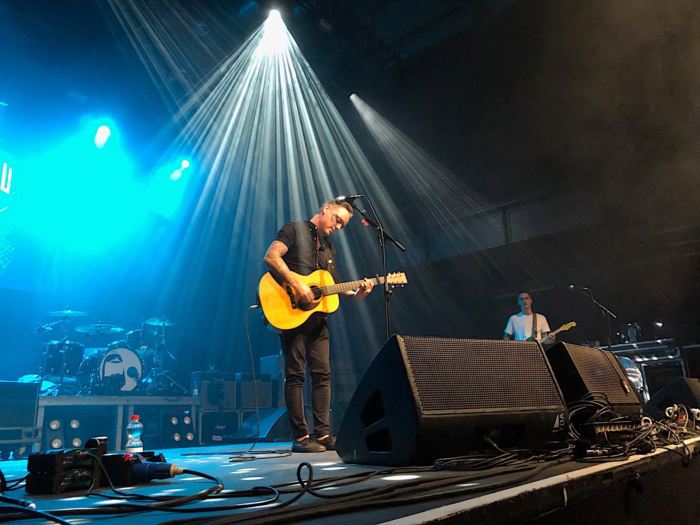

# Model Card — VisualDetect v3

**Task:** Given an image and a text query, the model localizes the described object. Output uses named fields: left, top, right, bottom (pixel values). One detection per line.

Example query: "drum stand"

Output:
left=142, top=327, right=188, bottom=395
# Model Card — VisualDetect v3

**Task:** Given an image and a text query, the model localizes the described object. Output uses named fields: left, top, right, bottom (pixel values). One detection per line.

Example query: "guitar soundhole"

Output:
left=297, top=287, right=322, bottom=311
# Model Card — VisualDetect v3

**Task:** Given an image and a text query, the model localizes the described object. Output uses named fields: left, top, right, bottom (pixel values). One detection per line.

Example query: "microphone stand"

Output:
left=576, top=288, right=617, bottom=352
left=350, top=196, right=406, bottom=339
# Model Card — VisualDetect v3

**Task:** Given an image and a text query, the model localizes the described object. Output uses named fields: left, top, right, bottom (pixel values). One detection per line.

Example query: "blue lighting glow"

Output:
left=149, top=158, right=194, bottom=218
left=94, top=125, right=112, bottom=148
left=16, top=118, right=148, bottom=254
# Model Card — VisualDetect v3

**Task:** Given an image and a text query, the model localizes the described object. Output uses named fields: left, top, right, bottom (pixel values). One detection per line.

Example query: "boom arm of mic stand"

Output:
left=581, top=289, right=617, bottom=320
left=350, top=204, right=407, bottom=252
left=577, top=288, right=617, bottom=351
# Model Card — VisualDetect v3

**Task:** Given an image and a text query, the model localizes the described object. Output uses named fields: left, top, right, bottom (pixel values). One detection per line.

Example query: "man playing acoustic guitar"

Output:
left=263, top=199, right=374, bottom=453
left=503, top=291, right=556, bottom=345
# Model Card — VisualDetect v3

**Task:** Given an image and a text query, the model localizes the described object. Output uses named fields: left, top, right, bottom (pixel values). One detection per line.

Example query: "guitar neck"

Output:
left=549, top=324, right=573, bottom=337
left=321, top=276, right=384, bottom=296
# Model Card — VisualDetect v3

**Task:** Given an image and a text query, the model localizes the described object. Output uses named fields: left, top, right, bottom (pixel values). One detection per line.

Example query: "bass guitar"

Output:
left=258, top=269, right=408, bottom=330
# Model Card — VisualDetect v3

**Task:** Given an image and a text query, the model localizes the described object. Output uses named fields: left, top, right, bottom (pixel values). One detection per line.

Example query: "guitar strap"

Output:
left=531, top=311, right=538, bottom=340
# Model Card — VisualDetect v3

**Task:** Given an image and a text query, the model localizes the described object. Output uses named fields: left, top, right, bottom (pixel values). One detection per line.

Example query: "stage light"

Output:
left=185, top=432, right=194, bottom=441
left=183, top=416, right=192, bottom=425
left=170, top=416, right=179, bottom=425
left=259, top=8, right=288, bottom=55
left=173, top=432, right=181, bottom=442
left=72, top=437, right=82, bottom=447
left=50, top=438, right=62, bottom=449
left=169, top=159, right=191, bottom=181
left=49, top=420, right=61, bottom=431
left=18, top=117, right=146, bottom=255
left=70, top=419, right=80, bottom=429
left=94, top=125, right=112, bottom=148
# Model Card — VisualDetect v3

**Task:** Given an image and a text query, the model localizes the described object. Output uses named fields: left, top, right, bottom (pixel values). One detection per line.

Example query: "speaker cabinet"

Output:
left=545, top=342, right=643, bottom=416
left=336, top=335, right=566, bottom=466
left=199, top=411, right=240, bottom=444
left=0, top=381, right=40, bottom=445
left=41, top=405, right=118, bottom=451
left=130, top=404, right=195, bottom=448
left=191, top=371, right=237, bottom=410
left=645, top=377, right=700, bottom=419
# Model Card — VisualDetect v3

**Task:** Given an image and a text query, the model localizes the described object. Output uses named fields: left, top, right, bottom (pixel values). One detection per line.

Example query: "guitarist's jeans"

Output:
left=280, top=315, right=331, bottom=439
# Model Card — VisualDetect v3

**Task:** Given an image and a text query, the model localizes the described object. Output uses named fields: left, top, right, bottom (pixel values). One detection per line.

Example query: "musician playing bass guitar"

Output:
left=263, top=199, right=374, bottom=453
left=503, top=291, right=556, bottom=345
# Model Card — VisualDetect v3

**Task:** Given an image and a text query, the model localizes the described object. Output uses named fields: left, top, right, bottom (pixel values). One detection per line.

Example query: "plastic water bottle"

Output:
left=125, top=414, right=144, bottom=453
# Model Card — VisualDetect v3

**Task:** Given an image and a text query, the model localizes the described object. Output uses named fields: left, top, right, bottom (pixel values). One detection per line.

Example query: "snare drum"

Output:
left=99, top=347, right=142, bottom=392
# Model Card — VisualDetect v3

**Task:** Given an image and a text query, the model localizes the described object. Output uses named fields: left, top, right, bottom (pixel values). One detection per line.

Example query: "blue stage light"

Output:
left=16, top=118, right=148, bottom=254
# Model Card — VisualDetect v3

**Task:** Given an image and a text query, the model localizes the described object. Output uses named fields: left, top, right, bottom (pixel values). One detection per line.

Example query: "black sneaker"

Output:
left=316, top=435, right=336, bottom=451
left=292, top=437, right=326, bottom=453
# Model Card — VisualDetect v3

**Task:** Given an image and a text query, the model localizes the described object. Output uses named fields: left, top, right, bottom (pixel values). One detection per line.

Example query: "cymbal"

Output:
left=75, top=323, right=124, bottom=335
left=144, top=317, right=176, bottom=327
left=49, top=309, right=88, bottom=318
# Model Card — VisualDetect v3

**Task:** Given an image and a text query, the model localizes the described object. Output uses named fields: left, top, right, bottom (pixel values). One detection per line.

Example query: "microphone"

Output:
left=569, top=284, right=590, bottom=291
left=334, top=194, right=363, bottom=204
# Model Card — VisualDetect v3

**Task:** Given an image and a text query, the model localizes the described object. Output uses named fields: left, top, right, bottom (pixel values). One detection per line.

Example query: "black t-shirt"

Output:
left=276, top=220, right=340, bottom=281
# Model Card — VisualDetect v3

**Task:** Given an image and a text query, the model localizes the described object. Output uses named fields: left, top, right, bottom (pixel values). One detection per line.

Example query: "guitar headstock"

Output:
left=386, top=272, right=408, bottom=287
left=561, top=321, right=577, bottom=331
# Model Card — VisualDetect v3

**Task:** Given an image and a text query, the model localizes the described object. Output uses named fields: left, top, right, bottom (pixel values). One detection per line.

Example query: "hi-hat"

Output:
left=144, top=317, right=176, bottom=327
left=49, top=309, right=88, bottom=318
left=75, top=323, right=124, bottom=335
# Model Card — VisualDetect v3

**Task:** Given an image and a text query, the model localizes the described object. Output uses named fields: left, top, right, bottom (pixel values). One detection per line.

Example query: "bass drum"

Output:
left=99, top=347, right=142, bottom=393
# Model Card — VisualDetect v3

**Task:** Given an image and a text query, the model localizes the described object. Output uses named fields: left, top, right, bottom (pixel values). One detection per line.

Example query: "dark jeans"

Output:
left=280, top=315, right=331, bottom=439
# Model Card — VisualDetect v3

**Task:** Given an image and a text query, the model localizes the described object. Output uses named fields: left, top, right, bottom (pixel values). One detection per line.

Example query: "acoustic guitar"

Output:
left=258, top=269, right=408, bottom=330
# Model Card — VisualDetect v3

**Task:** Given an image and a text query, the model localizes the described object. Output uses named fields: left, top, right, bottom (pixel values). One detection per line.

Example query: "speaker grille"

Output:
left=565, top=344, right=636, bottom=405
left=400, top=336, right=563, bottom=413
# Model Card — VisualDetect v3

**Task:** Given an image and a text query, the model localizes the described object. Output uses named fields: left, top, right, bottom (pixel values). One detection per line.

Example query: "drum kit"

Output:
left=36, top=308, right=186, bottom=396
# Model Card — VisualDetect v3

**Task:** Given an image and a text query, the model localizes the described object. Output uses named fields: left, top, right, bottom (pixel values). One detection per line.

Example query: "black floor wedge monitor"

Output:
left=336, top=335, right=566, bottom=466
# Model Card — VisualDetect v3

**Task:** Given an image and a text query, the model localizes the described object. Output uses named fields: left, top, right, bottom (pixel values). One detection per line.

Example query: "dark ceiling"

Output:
left=0, top=1, right=516, bottom=151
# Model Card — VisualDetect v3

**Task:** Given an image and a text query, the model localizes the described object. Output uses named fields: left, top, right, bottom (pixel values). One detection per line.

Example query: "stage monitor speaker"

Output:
left=645, top=377, right=700, bottom=419
left=545, top=342, right=643, bottom=416
left=237, top=407, right=291, bottom=441
left=336, top=335, right=566, bottom=466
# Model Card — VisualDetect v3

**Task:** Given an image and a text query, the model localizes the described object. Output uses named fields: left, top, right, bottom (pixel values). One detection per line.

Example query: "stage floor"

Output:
left=2, top=437, right=700, bottom=524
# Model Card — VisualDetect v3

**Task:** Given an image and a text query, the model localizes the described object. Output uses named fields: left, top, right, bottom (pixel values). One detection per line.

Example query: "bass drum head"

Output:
left=99, top=348, right=142, bottom=392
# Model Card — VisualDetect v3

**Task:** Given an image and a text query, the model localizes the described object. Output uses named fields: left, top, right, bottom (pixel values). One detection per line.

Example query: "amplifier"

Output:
left=199, top=410, right=240, bottom=445
left=235, top=373, right=273, bottom=409
left=191, top=371, right=236, bottom=410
